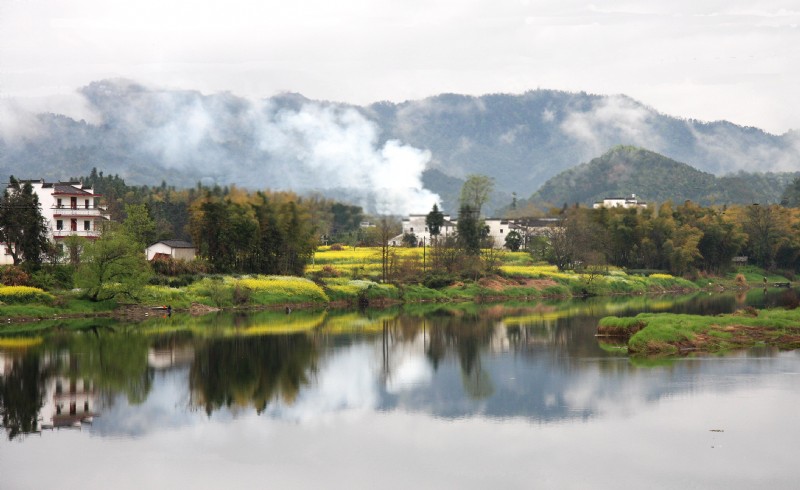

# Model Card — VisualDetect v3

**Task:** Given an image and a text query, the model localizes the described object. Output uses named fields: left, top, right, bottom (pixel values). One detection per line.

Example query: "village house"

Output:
left=146, top=240, right=197, bottom=261
left=392, top=213, right=561, bottom=250
left=593, top=194, right=647, bottom=209
left=1, top=179, right=111, bottom=264
left=389, top=213, right=457, bottom=246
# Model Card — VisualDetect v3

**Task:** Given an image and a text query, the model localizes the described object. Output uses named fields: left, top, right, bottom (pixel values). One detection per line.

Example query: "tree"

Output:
left=0, top=178, right=49, bottom=267
left=504, top=230, right=522, bottom=252
left=781, top=176, right=800, bottom=207
left=459, top=175, right=493, bottom=217
left=376, top=216, right=400, bottom=282
left=742, top=204, right=784, bottom=269
left=76, top=227, right=152, bottom=302
left=122, top=203, right=156, bottom=248
left=457, top=204, right=481, bottom=255
left=402, top=232, right=418, bottom=247
left=425, top=203, right=445, bottom=237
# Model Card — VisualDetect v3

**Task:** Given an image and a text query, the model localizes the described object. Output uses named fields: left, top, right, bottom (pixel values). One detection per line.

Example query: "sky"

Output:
left=1, top=0, right=799, bottom=134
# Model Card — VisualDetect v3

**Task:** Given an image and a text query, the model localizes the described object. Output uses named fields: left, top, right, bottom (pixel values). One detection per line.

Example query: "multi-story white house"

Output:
left=1, top=180, right=111, bottom=264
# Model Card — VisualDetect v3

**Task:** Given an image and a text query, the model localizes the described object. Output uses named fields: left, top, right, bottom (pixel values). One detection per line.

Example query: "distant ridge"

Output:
left=528, top=146, right=799, bottom=207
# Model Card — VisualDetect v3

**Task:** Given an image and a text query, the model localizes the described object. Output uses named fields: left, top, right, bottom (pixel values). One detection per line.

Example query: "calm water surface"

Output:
left=2, top=290, right=800, bottom=489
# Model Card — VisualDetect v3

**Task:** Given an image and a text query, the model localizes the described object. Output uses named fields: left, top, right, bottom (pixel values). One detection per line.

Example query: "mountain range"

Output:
left=1, top=79, right=798, bottom=213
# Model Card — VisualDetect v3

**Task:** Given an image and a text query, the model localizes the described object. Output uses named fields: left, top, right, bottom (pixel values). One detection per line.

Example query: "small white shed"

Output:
left=146, top=240, right=196, bottom=261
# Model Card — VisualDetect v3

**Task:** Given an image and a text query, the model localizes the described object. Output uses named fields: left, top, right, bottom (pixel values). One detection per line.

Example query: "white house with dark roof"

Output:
left=0, top=179, right=111, bottom=264
left=389, top=214, right=457, bottom=246
left=593, top=194, right=647, bottom=209
left=146, top=240, right=196, bottom=261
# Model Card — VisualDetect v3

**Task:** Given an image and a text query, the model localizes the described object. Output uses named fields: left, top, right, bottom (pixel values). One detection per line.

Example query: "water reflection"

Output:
left=190, top=334, right=318, bottom=414
left=1, top=289, right=799, bottom=441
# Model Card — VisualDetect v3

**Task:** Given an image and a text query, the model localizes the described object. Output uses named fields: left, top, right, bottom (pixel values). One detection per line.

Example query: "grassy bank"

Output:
left=599, top=307, right=800, bottom=355
left=2, top=246, right=787, bottom=322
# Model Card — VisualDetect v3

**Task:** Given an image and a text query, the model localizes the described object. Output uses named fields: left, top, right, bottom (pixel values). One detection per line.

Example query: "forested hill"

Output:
left=1, top=80, right=799, bottom=214
left=528, top=146, right=799, bottom=207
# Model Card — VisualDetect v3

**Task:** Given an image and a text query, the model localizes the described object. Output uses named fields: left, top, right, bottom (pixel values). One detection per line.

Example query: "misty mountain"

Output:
left=1, top=79, right=799, bottom=214
left=528, top=146, right=799, bottom=207
left=365, top=91, right=800, bottom=196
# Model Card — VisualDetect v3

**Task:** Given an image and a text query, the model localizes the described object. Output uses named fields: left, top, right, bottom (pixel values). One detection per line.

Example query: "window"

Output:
left=500, top=229, right=504, bottom=234
left=71, top=219, right=77, bottom=231
left=84, top=220, right=91, bottom=231
left=56, top=220, right=63, bottom=231
left=410, top=227, right=414, bottom=232
left=85, top=199, right=90, bottom=209
left=70, top=197, right=77, bottom=209
left=56, top=198, right=62, bottom=208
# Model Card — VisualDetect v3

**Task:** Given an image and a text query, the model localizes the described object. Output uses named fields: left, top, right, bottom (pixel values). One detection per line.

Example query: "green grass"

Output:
left=601, top=307, right=800, bottom=355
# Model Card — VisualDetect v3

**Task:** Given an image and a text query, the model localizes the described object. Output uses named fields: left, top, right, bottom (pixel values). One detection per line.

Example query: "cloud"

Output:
left=559, top=95, right=665, bottom=158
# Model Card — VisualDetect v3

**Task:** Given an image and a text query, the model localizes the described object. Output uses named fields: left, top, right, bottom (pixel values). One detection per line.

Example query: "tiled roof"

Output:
left=53, top=184, right=92, bottom=195
left=153, top=240, right=195, bottom=249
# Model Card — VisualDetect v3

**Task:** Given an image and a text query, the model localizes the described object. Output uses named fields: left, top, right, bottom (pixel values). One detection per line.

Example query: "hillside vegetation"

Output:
left=528, top=146, right=798, bottom=207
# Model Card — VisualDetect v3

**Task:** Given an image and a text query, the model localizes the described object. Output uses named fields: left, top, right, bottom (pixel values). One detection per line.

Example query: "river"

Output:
left=1, top=289, right=799, bottom=489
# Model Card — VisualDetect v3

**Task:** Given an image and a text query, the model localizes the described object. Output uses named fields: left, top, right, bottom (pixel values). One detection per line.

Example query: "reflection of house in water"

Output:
left=1, top=350, right=99, bottom=433
left=148, top=345, right=195, bottom=370
left=39, top=376, right=96, bottom=430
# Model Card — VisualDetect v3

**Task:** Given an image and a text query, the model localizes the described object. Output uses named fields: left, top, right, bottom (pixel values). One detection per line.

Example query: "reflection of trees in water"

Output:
left=65, top=328, right=153, bottom=405
left=382, top=310, right=496, bottom=400
left=190, top=334, right=318, bottom=416
left=0, top=352, right=51, bottom=440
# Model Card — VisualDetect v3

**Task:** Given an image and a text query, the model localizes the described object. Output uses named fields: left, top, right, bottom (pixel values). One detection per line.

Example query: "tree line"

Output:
left=535, top=201, right=800, bottom=276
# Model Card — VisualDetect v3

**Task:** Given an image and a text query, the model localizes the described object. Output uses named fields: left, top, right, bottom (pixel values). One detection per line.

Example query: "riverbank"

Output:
left=0, top=260, right=787, bottom=327
left=598, top=303, right=800, bottom=355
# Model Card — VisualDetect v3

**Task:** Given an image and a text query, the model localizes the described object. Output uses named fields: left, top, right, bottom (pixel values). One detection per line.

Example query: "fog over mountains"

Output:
left=1, top=79, right=798, bottom=213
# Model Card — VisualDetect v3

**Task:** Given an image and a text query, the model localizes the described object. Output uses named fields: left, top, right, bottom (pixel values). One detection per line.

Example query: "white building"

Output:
left=593, top=194, right=647, bottom=209
left=32, top=180, right=111, bottom=240
left=146, top=240, right=196, bottom=261
left=390, top=214, right=457, bottom=246
left=1, top=180, right=111, bottom=264
left=392, top=214, right=562, bottom=250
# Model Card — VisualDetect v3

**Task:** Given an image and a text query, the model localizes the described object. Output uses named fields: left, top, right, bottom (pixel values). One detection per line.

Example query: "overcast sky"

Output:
left=1, top=0, right=799, bottom=134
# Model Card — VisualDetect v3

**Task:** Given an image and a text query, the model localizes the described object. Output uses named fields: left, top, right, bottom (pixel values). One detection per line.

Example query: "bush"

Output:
left=0, top=285, right=54, bottom=304
left=232, top=284, right=251, bottom=305
left=0, top=266, right=31, bottom=286
left=422, top=273, right=455, bottom=289
left=734, top=273, right=748, bottom=286
left=151, top=257, right=210, bottom=276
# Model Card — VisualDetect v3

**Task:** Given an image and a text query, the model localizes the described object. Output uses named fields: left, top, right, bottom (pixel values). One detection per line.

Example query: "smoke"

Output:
left=6, top=79, right=440, bottom=215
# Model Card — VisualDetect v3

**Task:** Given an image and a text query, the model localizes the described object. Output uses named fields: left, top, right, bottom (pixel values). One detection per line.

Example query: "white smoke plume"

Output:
left=4, top=80, right=440, bottom=215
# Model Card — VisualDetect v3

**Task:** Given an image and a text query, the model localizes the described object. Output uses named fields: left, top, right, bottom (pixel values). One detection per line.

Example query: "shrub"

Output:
left=329, top=243, right=345, bottom=251
left=151, top=257, right=210, bottom=276
left=423, top=273, right=455, bottom=289
left=0, top=266, right=31, bottom=286
left=232, top=284, right=251, bottom=305
left=734, top=273, right=748, bottom=286
left=0, top=285, right=54, bottom=304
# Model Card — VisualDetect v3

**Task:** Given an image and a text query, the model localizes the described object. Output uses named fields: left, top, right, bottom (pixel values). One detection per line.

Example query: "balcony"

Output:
left=52, top=229, right=102, bottom=239
left=51, top=205, right=111, bottom=220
